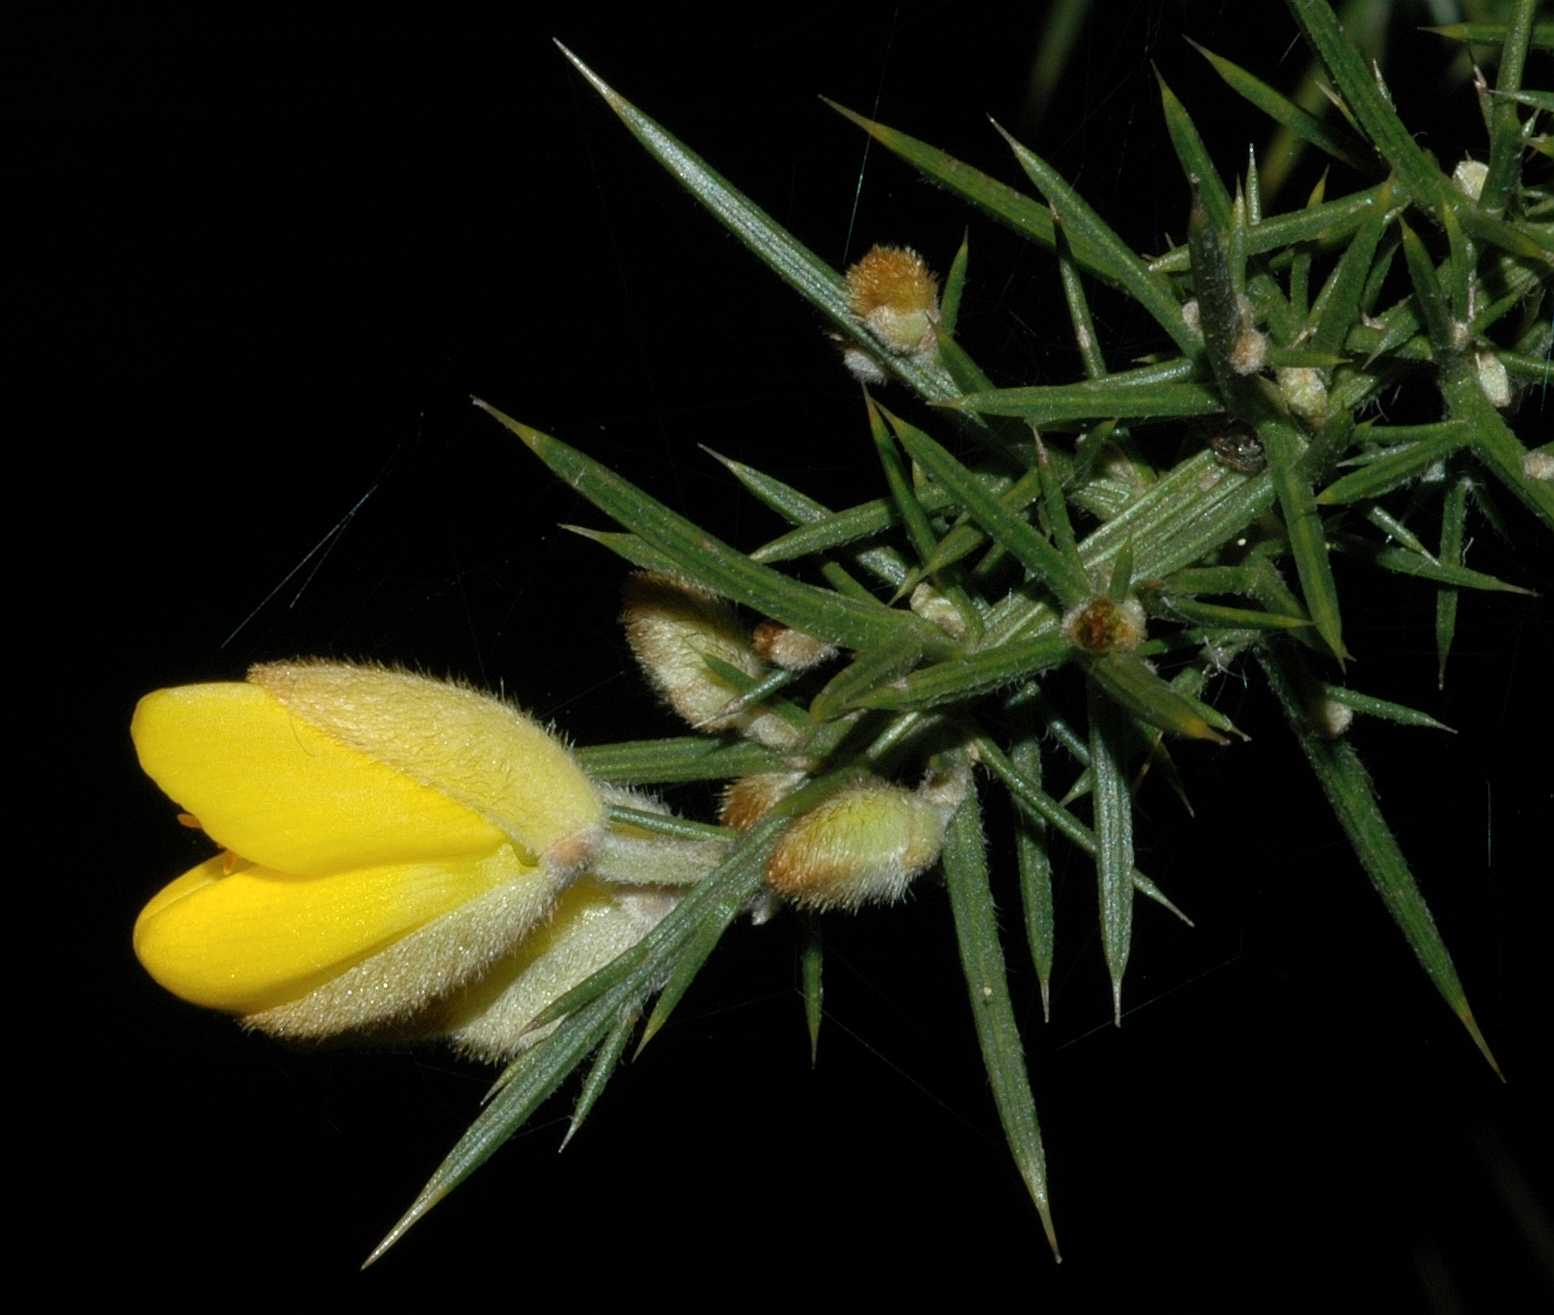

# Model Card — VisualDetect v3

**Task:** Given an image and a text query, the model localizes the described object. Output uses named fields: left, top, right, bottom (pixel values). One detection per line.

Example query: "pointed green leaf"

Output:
left=1012, top=732, right=1055, bottom=1023
left=974, top=732, right=1192, bottom=924
left=1489, top=87, right=1554, bottom=113
left=1285, top=0, right=1448, bottom=205
left=940, top=781, right=1060, bottom=1259
left=1309, top=191, right=1392, bottom=354
left=1157, top=69, right=1233, bottom=233
left=810, top=635, right=929, bottom=720
left=1399, top=220, right=1457, bottom=355
left=1053, top=209, right=1108, bottom=381
left=1263, top=420, right=1350, bottom=663
left=560, top=1005, right=639, bottom=1151
left=1186, top=38, right=1373, bottom=172
left=1159, top=596, right=1312, bottom=631
left=992, top=119, right=1202, bottom=357
left=1316, top=428, right=1468, bottom=504
left=1479, top=0, right=1540, bottom=215
left=1087, top=651, right=1236, bottom=743
left=1259, top=643, right=1501, bottom=1076
left=1422, top=22, right=1554, bottom=51
left=953, top=380, right=1224, bottom=426
left=1320, top=684, right=1455, bottom=733
left=941, top=229, right=970, bottom=337
left=886, top=408, right=1094, bottom=606
left=478, top=403, right=949, bottom=655
left=801, top=916, right=823, bottom=1066
left=825, top=99, right=1119, bottom=291
left=1343, top=536, right=1536, bottom=595
left=1436, top=474, right=1470, bottom=688
left=852, top=634, right=1073, bottom=712
left=561, top=524, right=686, bottom=576
left=557, top=47, right=957, bottom=400
left=578, top=737, right=795, bottom=786
left=1086, top=681, right=1135, bottom=1025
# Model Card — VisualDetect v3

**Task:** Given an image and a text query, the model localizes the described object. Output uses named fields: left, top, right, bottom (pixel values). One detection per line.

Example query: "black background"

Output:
left=19, top=2, right=1553, bottom=1304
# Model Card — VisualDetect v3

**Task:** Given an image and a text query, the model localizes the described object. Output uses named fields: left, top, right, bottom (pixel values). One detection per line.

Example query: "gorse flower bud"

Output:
left=1061, top=595, right=1148, bottom=655
left=764, top=766, right=969, bottom=911
left=719, top=771, right=806, bottom=830
left=132, top=662, right=606, bottom=1038
left=751, top=621, right=836, bottom=673
left=844, top=244, right=940, bottom=374
left=622, top=572, right=801, bottom=749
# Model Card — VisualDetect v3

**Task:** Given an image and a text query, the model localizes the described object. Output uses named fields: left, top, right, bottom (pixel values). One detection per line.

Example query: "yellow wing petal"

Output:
left=133, top=846, right=527, bottom=1014
left=133, top=683, right=508, bottom=875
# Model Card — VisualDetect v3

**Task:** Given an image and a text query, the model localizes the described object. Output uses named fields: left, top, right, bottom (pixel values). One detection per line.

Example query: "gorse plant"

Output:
left=131, top=0, right=1551, bottom=1267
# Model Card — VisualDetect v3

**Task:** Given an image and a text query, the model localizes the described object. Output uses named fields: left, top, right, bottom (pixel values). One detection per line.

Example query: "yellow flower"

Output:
left=132, top=661, right=605, bottom=1039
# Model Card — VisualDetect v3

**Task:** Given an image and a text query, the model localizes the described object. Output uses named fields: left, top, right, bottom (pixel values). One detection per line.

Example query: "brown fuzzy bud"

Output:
left=1061, top=595, right=1148, bottom=655
left=845, top=245, right=940, bottom=360
left=719, top=772, right=807, bottom=831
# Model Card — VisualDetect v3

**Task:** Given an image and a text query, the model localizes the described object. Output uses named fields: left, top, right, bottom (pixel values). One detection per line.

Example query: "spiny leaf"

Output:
left=1436, top=475, right=1470, bottom=688
left=952, top=380, right=1224, bottom=426
left=884, top=406, right=1094, bottom=606
left=850, top=634, right=1073, bottom=712
left=1012, top=730, right=1055, bottom=1022
left=560, top=1005, right=639, bottom=1151
left=1319, top=684, right=1455, bottom=733
left=1285, top=0, right=1448, bottom=206
left=1259, top=643, right=1501, bottom=1078
left=1309, top=188, right=1393, bottom=354
left=1264, top=420, right=1351, bottom=664
left=478, top=402, right=950, bottom=656
left=1087, top=651, right=1237, bottom=744
left=578, top=736, right=795, bottom=786
left=940, top=781, right=1060, bottom=1259
left=1086, top=681, right=1135, bottom=1025
left=1185, top=37, right=1372, bottom=173
left=1316, top=426, right=1469, bottom=504
left=801, top=917, right=823, bottom=1066
left=556, top=46, right=957, bottom=400
left=974, top=732, right=1192, bottom=925
left=1157, top=68, right=1233, bottom=234
left=1421, top=22, right=1554, bottom=51
left=991, top=118, right=1202, bottom=358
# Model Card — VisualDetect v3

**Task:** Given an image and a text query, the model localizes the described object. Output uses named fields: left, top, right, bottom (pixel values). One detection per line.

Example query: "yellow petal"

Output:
left=133, top=846, right=528, bottom=1014
left=248, top=663, right=604, bottom=865
left=133, top=683, right=507, bottom=875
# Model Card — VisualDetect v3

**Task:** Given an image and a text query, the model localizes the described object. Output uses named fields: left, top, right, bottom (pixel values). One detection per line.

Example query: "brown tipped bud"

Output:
left=720, top=772, right=807, bottom=831
left=752, top=622, right=837, bottom=672
left=846, top=245, right=940, bottom=360
left=1061, top=595, right=1148, bottom=655
left=622, top=573, right=800, bottom=749
left=764, top=768, right=968, bottom=912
